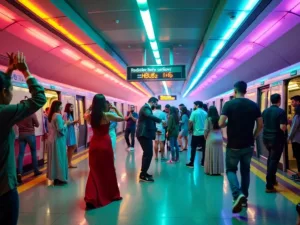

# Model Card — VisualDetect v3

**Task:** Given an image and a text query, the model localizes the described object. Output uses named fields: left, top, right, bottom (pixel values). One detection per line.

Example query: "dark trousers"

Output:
left=0, top=188, right=19, bottom=225
left=137, top=136, right=153, bottom=176
left=263, top=140, right=284, bottom=189
left=190, top=135, right=206, bottom=165
left=292, top=142, right=300, bottom=173
left=125, top=127, right=136, bottom=147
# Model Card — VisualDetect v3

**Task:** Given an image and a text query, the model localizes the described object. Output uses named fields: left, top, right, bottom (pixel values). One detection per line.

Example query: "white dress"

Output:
left=46, top=113, right=68, bottom=181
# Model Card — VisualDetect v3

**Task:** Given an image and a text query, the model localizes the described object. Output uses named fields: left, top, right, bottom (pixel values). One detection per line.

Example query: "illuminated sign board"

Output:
left=127, top=65, right=186, bottom=81
left=158, top=95, right=177, bottom=101
left=290, top=70, right=298, bottom=76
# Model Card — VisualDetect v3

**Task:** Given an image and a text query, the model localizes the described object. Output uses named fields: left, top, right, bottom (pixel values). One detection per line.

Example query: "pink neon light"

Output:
left=61, top=48, right=80, bottom=60
left=95, top=68, right=104, bottom=74
left=212, top=74, right=217, bottom=79
left=80, top=60, right=95, bottom=69
left=0, top=6, right=15, bottom=21
left=26, top=28, right=59, bottom=48
left=291, top=2, right=300, bottom=13
left=221, top=59, right=235, bottom=68
left=254, top=20, right=282, bottom=43
left=286, top=0, right=300, bottom=11
left=233, top=44, right=253, bottom=58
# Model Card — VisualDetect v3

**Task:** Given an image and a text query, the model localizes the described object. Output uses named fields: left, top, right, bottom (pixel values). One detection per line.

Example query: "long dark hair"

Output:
left=48, top=100, right=62, bottom=122
left=203, top=104, right=208, bottom=112
left=208, top=106, right=220, bottom=129
left=170, top=106, right=179, bottom=125
left=91, top=94, right=107, bottom=129
left=180, top=106, right=188, bottom=119
left=64, top=103, right=74, bottom=119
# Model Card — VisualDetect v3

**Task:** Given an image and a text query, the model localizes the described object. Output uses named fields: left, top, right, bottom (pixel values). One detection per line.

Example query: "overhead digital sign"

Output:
left=127, top=65, right=186, bottom=81
left=158, top=95, right=177, bottom=101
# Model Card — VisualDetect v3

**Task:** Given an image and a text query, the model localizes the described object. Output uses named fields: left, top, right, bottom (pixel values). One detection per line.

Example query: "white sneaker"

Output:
left=130, top=147, right=135, bottom=151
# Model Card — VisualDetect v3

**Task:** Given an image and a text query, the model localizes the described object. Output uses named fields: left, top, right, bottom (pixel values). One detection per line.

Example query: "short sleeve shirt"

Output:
left=222, top=98, right=261, bottom=149
left=262, top=105, right=287, bottom=143
left=189, top=108, right=207, bottom=136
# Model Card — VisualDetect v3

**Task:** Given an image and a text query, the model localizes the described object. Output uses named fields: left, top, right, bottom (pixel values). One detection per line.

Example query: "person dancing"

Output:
left=84, top=94, right=124, bottom=209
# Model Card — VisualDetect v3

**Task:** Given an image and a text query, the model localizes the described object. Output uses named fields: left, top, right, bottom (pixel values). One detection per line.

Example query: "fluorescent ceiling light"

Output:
left=244, top=0, right=260, bottom=11
left=81, top=60, right=95, bottom=69
left=183, top=0, right=260, bottom=97
left=150, top=41, right=158, bottom=51
left=140, top=10, right=155, bottom=41
left=26, top=28, right=59, bottom=48
left=136, top=0, right=168, bottom=95
left=61, top=48, right=80, bottom=60
left=153, top=50, right=160, bottom=59
left=95, top=68, right=104, bottom=74
left=162, top=81, right=169, bottom=95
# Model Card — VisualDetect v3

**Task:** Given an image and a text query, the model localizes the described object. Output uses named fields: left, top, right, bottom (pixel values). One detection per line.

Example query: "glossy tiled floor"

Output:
left=18, top=137, right=297, bottom=225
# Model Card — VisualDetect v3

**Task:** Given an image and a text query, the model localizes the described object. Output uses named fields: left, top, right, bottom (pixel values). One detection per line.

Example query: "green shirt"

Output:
left=167, top=115, right=179, bottom=137
left=0, top=77, right=46, bottom=196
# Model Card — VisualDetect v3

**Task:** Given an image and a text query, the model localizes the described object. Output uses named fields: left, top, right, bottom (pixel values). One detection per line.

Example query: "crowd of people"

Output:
left=0, top=52, right=300, bottom=225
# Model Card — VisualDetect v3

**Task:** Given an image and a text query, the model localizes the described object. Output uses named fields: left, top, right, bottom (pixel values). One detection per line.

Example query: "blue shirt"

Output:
left=126, top=111, right=138, bottom=129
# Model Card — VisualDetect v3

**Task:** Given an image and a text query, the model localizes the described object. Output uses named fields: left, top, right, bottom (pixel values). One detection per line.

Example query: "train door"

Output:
left=43, top=90, right=59, bottom=163
left=287, top=78, right=300, bottom=172
left=256, top=86, right=270, bottom=159
left=220, top=99, right=224, bottom=113
left=76, top=96, right=87, bottom=151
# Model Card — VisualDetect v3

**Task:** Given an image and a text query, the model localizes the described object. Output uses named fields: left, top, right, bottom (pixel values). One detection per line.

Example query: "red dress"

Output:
left=84, top=123, right=122, bottom=208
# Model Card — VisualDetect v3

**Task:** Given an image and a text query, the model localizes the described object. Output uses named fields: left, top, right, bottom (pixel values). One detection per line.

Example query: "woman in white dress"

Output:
left=47, top=100, right=70, bottom=185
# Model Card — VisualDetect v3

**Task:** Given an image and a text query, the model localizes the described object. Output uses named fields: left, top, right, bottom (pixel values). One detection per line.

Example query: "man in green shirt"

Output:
left=0, top=52, right=46, bottom=225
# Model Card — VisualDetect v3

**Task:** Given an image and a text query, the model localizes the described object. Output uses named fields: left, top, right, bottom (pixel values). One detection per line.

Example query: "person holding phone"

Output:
left=125, top=105, right=138, bottom=151
left=63, top=103, right=79, bottom=168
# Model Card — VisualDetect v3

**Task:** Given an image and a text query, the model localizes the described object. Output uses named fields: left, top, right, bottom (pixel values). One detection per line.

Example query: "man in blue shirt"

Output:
left=125, top=105, right=138, bottom=151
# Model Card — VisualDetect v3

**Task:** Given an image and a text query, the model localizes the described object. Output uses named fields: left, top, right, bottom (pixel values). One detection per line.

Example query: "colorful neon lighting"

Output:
left=136, top=0, right=169, bottom=95
left=191, top=0, right=300, bottom=96
left=0, top=5, right=15, bottom=22
left=61, top=48, right=80, bottom=60
left=95, top=68, right=104, bottom=74
left=183, top=0, right=260, bottom=97
left=80, top=60, right=95, bottom=69
left=26, top=28, right=60, bottom=48
left=18, top=0, right=150, bottom=97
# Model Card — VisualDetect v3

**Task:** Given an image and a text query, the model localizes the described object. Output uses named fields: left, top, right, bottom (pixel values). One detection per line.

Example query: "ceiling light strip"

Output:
left=17, top=0, right=150, bottom=97
left=183, top=0, right=260, bottom=98
left=136, top=0, right=169, bottom=95
left=191, top=1, right=300, bottom=96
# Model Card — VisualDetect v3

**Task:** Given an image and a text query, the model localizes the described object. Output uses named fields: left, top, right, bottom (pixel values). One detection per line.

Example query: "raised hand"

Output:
left=6, top=52, right=16, bottom=75
left=16, top=51, right=29, bottom=72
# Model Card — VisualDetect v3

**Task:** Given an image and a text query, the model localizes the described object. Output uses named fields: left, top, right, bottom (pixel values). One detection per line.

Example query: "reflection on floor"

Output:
left=18, top=138, right=297, bottom=225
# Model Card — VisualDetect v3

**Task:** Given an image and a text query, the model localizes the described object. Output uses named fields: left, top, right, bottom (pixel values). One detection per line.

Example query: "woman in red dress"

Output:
left=84, top=94, right=124, bottom=209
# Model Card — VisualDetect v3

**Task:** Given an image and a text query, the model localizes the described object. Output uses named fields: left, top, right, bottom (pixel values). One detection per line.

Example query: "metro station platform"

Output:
left=17, top=136, right=298, bottom=225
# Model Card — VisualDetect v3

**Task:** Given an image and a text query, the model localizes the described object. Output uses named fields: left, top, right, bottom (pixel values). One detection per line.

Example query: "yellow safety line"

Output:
left=250, top=165, right=300, bottom=204
left=18, top=136, right=124, bottom=194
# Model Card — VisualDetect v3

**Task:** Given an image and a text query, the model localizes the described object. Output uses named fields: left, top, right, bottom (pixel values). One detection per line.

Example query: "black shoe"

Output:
left=34, top=171, right=43, bottom=176
left=146, top=173, right=153, bottom=178
left=17, top=174, right=22, bottom=184
left=54, top=179, right=67, bottom=186
left=186, top=163, right=194, bottom=168
left=140, top=175, right=154, bottom=182
left=86, top=202, right=96, bottom=210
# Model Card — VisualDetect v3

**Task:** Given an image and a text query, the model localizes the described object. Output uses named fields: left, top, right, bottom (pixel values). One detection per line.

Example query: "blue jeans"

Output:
left=226, top=147, right=253, bottom=199
left=169, top=136, right=180, bottom=161
left=17, top=135, right=38, bottom=174
left=0, top=188, right=19, bottom=225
